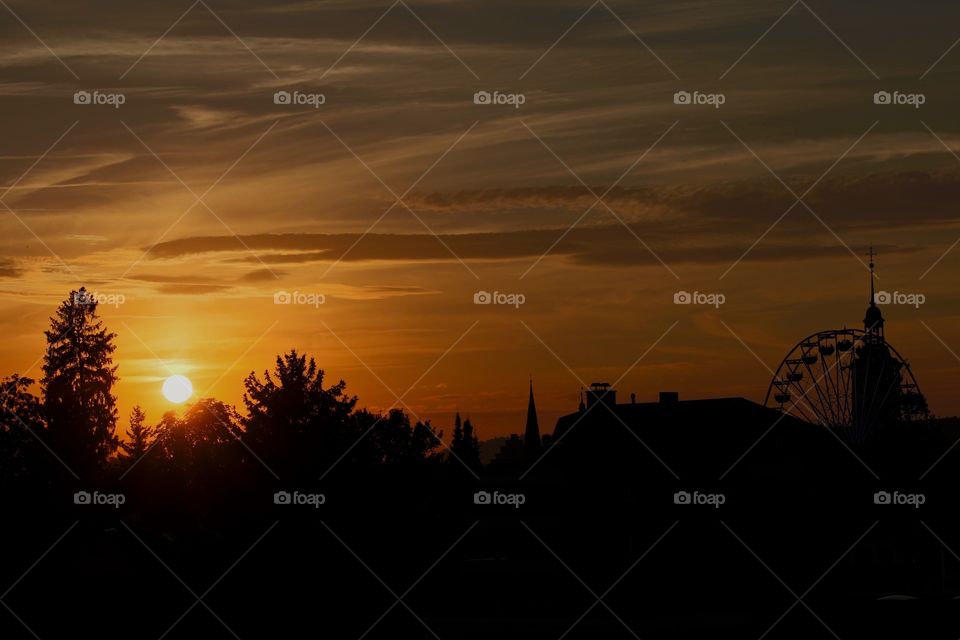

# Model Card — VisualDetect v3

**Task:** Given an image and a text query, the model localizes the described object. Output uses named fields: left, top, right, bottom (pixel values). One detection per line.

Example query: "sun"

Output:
left=162, top=375, right=193, bottom=404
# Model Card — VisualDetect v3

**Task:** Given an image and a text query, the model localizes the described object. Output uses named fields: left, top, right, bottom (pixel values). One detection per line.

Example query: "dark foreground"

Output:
left=3, top=462, right=960, bottom=640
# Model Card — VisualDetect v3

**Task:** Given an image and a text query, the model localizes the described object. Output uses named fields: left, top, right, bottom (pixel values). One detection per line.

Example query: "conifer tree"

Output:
left=41, top=287, right=119, bottom=474
left=120, top=405, right=154, bottom=461
left=450, top=412, right=482, bottom=471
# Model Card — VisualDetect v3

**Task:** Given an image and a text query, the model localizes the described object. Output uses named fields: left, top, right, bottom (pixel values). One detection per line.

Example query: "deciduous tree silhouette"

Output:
left=42, top=288, right=119, bottom=476
left=0, top=375, right=45, bottom=482
left=355, top=407, right=444, bottom=466
left=242, top=350, right=357, bottom=477
left=154, top=399, right=241, bottom=471
left=146, top=398, right=253, bottom=514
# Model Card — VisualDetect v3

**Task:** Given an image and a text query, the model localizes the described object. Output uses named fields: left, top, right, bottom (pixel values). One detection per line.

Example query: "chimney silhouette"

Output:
left=659, top=391, right=679, bottom=404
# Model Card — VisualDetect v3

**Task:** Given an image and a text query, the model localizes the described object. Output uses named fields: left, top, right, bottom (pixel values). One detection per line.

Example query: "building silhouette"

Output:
left=490, top=433, right=525, bottom=468
left=850, top=248, right=921, bottom=440
left=544, top=383, right=823, bottom=486
left=540, top=250, right=935, bottom=484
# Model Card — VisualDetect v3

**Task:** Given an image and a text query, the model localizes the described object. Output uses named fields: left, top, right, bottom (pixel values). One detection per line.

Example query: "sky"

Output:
left=1, top=0, right=959, bottom=439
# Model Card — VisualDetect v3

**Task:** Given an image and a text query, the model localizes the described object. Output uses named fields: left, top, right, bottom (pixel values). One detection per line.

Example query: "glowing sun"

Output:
left=162, top=375, right=193, bottom=404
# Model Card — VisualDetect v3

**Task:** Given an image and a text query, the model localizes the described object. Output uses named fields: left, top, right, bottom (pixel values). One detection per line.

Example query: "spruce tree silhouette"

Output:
left=41, top=287, right=119, bottom=477
left=119, top=405, right=154, bottom=462
left=451, top=410, right=463, bottom=450
left=462, top=418, right=480, bottom=467
left=450, top=412, right=481, bottom=472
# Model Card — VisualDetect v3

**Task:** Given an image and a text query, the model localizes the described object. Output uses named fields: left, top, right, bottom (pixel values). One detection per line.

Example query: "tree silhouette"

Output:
left=119, top=405, right=154, bottom=462
left=450, top=412, right=481, bottom=472
left=451, top=411, right=462, bottom=447
left=137, top=400, right=250, bottom=518
left=154, top=399, right=241, bottom=470
left=150, top=410, right=181, bottom=472
left=357, top=407, right=444, bottom=466
left=242, top=350, right=357, bottom=476
left=0, top=375, right=45, bottom=482
left=41, top=287, right=119, bottom=476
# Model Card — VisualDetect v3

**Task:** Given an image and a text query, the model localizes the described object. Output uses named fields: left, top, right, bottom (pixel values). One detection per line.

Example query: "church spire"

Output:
left=863, top=245, right=884, bottom=335
left=524, top=379, right=541, bottom=459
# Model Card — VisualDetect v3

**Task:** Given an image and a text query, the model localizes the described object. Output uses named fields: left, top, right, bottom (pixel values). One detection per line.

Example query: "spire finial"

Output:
left=863, top=245, right=885, bottom=334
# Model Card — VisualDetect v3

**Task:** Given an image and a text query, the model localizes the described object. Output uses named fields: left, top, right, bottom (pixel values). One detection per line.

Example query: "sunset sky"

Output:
left=2, top=0, right=960, bottom=439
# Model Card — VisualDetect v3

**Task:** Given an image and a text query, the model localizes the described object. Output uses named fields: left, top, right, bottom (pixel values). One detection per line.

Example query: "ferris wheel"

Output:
left=764, top=328, right=927, bottom=439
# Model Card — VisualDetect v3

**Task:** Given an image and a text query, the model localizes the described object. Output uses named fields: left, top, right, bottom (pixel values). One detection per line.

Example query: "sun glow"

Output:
left=162, top=375, right=193, bottom=404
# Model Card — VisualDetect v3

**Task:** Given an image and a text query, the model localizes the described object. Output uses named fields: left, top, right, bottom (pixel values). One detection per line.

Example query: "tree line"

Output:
left=0, top=288, right=484, bottom=491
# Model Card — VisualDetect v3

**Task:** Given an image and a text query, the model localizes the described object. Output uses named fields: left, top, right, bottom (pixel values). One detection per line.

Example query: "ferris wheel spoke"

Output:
left=839, top=343, right=857, bottom=426
left=784, top=378, right=828, bottom=425
left=829, top=351, right=851, bottom=426
left=800, top=360, right=832, bottom=424
left=837, top=358, right=851, bottom=424
left=817, top=358, right=842, bottom=425
left=818, top=340, right=845, bottom=425
left=782, top=376, right=817, bottom=421
left=792, top=388, right=826, bottom=425
left=766, top=328, right=925, bottom=439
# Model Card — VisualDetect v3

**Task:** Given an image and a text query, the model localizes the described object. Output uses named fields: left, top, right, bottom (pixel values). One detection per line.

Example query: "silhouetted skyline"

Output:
left=2, top=2, right=960, bottom=435
left=2, top=4, right=960, bottom=637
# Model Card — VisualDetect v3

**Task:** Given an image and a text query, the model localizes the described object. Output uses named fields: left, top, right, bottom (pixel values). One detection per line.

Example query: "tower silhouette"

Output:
left=525, top=379, right=541, bottom=460
left=852, top=248, right=902, bottom=440
left=863, top=245, right=884, bottom=336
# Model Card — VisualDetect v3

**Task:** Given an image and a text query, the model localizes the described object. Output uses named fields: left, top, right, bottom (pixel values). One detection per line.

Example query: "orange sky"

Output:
left=1, top=0, right=959, bottom=439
